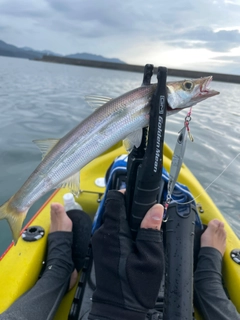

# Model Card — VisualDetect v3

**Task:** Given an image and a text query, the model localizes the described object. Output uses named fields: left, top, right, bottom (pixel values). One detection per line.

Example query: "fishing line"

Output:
left=170, top=152, right=240, bottom=206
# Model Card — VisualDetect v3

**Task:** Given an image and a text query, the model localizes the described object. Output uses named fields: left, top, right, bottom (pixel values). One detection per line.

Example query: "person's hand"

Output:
left=89, top=190, right=164, bottom=320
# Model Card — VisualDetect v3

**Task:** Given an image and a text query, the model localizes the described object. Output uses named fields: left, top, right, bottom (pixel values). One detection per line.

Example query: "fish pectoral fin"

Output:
left=85, top=95, right=112, bottom=110
left=57, top=172, right=80, bottom=197
left=0, top=200, right=28, bottom=245
left=33, top=139, right=60, bottom=160
left=123, top=129, right=143, bottom=152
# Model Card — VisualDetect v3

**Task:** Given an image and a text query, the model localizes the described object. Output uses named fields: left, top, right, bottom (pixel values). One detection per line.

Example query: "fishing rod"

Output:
left=126, top=65, right=167, bottom=238
left=126, top=64, right=196, bottom=320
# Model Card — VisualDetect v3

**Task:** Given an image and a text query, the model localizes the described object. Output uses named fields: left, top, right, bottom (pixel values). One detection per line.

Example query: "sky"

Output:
left=0, top=0, right=240, bottom=74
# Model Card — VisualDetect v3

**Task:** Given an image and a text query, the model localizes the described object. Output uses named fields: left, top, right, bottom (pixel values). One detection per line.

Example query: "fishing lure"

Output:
left=166, top=109, right=194, bottom=206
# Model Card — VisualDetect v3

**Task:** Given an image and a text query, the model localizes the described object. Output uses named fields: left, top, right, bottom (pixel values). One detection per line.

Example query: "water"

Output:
left=0, top=56, right=239, bottom=255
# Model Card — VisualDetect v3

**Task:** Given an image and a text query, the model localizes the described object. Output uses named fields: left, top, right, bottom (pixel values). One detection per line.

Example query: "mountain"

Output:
left=66, top=52, right=125, bottom=64
left=41, top=50, right=63, bottom=57
left=0, top=39, right=125, bottom=64
left=20, top=46, right=62, bottom=57
left=0, top=40, right=44, bottom=59
left=21, top=46, right=34, bottom=51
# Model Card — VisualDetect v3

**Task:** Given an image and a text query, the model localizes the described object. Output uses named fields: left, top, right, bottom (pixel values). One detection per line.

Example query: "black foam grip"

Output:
left=163, top=203, right=196, bottom=320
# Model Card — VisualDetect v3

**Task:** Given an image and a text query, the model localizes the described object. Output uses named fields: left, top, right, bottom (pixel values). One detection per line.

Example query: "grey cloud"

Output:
left=0, top=25, right=10, bottom=31
left=46, top=0, right=145, bottom=33
left=0, top=0, right=146, bottom=41
left=162, top=27, right=240, bottom=52
left=29, top=0, right=168, bottom=42
left=211, top=55, right=240, bottom=63
left=1, top=0, right=239, bottom=43
left=0, top=23, right=21, bottom=38
left=45, top=0, right=240, bottom=53
left=41, top=19, right=115, bottom=39
left=0, top=0, right=51, bottom=19
left=45, top=0, right=202, bottom=38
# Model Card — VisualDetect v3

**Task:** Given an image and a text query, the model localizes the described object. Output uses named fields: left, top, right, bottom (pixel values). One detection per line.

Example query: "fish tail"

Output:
left=0, top=200, right=28, bottom=245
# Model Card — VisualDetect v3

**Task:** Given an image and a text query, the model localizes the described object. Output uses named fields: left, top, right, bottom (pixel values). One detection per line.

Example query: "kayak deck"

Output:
left=0, top=142, right=239, bottom=319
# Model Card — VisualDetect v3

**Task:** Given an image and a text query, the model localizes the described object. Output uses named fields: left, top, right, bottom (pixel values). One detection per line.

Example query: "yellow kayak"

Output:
left=0, top=141, right=239, bottom=319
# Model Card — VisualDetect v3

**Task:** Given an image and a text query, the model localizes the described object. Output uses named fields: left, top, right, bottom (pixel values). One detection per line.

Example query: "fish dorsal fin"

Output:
left=123, top=129, right=143, bottom=152
left=56, top=172, right=80, bottom=196
left=85, top=95, right=112, bottom=110
left=33, top=139, right=59, bottom=160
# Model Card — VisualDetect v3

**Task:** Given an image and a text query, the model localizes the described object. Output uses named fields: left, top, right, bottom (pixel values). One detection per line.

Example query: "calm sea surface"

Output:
left=0, top=56, right=239, bottom=255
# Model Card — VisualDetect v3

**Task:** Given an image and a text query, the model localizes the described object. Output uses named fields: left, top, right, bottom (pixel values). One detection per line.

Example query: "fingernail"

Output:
left=149, top=205, right=163, bottom=221
left=151, top=214, right=162, bottom=221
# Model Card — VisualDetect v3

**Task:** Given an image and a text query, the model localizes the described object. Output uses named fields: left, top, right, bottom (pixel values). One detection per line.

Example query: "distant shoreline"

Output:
left=34, top=55, right=240, bottom=84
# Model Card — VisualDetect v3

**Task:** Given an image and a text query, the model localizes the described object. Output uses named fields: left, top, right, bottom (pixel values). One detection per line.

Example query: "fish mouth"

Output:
left=198, top=76, right=219, bottom=98
left=166, top=75, right=219, bottom=113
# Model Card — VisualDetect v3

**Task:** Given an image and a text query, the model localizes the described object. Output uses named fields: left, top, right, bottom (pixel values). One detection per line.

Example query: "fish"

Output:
left=0, top=76, right=219, bottom=243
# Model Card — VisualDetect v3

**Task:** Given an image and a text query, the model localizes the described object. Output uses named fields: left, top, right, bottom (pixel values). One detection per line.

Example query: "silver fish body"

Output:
left=0, top=77, right=219, bottom=243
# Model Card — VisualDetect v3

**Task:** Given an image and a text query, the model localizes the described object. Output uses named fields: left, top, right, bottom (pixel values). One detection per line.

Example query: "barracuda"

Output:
left=0, top=76, right=219, bottom=243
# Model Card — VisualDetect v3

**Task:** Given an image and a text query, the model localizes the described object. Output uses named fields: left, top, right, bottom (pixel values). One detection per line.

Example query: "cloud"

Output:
left=0, top=0, right=240, bottom=73
left=0, top=0, right=50, bottom=18
left=163, top=28, right=240, bottom=52
left=211, top=55, right=240, bottom=63
left=42, top=0, right=169, bottom=41
left=0, top=24, right=11, bottom=31
left=44, top=1, right=240, bottom=54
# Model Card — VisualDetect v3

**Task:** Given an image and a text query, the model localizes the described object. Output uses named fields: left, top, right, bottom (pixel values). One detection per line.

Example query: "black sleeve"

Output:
left=0, top=232, right=74, bottom=320
left=194, top=247, right=240, bottom=320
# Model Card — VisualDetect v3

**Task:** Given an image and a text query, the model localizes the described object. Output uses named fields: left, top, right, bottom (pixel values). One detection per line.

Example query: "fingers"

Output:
left=103, top=190, right=126, bottom=224
left=128, top=205, right=164, bottom=308
left=140, top=204, right=164, bottom=231
left=118, top=189, right=126, bottom=194
left=105, top=190, right=164, bottom=231
left=117, top=188, right=164, bottom=231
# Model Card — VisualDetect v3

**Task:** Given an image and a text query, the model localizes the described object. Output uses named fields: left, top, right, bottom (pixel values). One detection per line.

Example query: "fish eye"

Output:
left=183, top=81, right=194, bottom=91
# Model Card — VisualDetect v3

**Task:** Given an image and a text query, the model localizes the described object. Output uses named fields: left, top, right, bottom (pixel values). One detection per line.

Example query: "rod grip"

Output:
left=163, top=202, right=196, bottom=320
